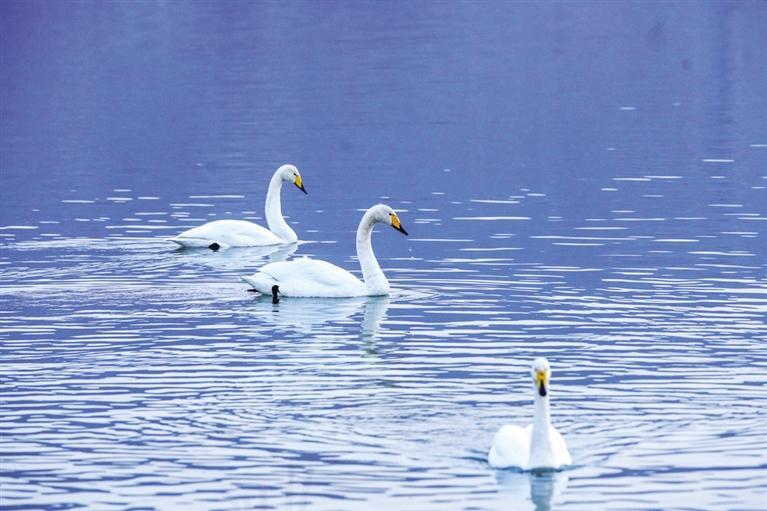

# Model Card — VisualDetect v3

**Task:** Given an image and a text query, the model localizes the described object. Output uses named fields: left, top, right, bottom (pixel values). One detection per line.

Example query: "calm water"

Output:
left=1, top=1, right=766, bottom=510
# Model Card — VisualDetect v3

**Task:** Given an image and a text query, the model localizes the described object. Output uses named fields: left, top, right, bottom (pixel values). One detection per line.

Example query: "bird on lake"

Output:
left=488, top=357, right=572, bottom=470
left=167, top=164, right=306, bottom=249
left=242, top=204, right=408, bottom=297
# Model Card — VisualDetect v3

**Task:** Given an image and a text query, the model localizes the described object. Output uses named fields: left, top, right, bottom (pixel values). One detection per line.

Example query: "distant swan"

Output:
left=242, top=204, right=408, bottom=297
left=167, top=164, right=306, bottom=249
left=488, top=358, right=572, bottom=470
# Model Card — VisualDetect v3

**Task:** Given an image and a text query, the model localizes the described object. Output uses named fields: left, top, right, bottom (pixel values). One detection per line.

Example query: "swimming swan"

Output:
left=488, top=358, right=572, bottom=470
left=242, top=204, right=408, bottom=298
left=168, top=164, right=306, bottom=249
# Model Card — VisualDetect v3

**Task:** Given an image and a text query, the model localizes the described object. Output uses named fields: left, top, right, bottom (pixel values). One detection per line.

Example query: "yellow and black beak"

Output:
left=391, top=213, right=408, bottom=236
left=294, top=175, right=307, bottom=194
left=535, top=371, right=548, bottom=397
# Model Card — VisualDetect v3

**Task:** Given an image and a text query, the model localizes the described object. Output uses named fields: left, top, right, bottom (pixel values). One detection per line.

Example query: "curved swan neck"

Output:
left=356, top=211, right=389, bottom=295
left=264, top=171, right=297, bottom=242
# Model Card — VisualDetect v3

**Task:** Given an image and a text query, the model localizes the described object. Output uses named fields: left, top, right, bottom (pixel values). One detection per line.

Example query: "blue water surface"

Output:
left=1, top=1, right=766, bottom=510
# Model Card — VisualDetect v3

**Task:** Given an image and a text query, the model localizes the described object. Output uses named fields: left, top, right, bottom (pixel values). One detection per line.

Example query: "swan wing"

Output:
left=243, top=259, right=368, bottom=297
left=169, top=220, right=283, bottom=248
left=488, top=424, right=531, bottom=469
left=550, top=426, right=572, bottom=467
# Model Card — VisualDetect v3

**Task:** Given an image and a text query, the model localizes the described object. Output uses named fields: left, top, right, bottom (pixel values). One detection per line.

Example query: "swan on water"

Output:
left=168, top=164, right=306, bottom=249
left=488, top=358, right=572, bottom=470
left=242, top=204, right=407, bottom=298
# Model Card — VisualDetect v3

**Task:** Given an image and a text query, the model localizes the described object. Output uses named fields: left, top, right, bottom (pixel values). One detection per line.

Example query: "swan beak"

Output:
left=536, top=371, right=548, bottom=397
left=391, top=214, right=408, bottom=236
left=294, top=175, right=307, bottom=194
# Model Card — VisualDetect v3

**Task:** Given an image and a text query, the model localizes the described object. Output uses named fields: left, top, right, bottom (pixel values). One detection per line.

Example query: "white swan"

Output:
left=242, top=204, right=408, bottom=298
left=488, top=358, right=572, bottom=470
left=167, top=164, right=306, bottom=249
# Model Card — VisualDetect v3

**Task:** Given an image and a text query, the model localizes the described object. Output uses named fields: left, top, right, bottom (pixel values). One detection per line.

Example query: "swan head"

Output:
left=277, top=164, right=307, bottom=194
left=532, top=357, right=551, bottom=398
left=369, top=204, right=408, bottom=236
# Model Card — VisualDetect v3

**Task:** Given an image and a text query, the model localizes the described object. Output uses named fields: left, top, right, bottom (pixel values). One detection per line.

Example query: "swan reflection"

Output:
left=495, top=469, right=569, bottom=511
left=248, top=294, right=390, bottom=341
left=174, top=242, right=298, bottom=270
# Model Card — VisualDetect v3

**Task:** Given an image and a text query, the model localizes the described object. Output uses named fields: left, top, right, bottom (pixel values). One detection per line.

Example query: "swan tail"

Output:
left=167, top=237, right=228, bottom=249
left=241, top=273, right=277, bottom=294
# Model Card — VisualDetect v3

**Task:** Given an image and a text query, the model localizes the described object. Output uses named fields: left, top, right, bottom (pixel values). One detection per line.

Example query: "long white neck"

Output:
left=533, top=393, right=551, bottom=432
left=529, top=392, right=554, bottom=468
left=356, top=211, right=389, bottom=295
left=264, top=172, right=297, bottom=242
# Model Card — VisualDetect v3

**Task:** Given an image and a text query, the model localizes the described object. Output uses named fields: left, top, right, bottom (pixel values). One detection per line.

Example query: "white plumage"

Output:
left=243, top=258, right=368, bottom=298
left=488, top=358, right=572, bottom=470
left=242, top=204, right=408, bottom=298
left=167, top=219, right=284, bottom=248
left=168, top=164, right=306, bottom=248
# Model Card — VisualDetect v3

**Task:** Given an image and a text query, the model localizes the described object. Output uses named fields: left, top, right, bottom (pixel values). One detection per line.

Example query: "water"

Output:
left=1, top=1, right=766, bottom=510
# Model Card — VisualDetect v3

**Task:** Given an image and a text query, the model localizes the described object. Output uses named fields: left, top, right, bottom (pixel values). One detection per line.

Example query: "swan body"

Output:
left=167, top=219, right=283, bottom=248
left=488, top=358, right=572, bottom=470
left=243, top=204, right=407, bottom=297
left=243, top=258, right=368, bottom=298
left=168, top=164, right=306, bottom=248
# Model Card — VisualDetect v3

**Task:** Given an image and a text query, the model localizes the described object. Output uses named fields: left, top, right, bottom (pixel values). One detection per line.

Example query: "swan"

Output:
left=488, top=358, right=572, bottom=470
left=242, top=204, right=408, bottom=298
left=167, top=164, right=306, bottom=249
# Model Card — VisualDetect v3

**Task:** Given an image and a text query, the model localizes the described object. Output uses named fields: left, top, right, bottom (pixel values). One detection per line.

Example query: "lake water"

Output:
left=1, top=1, right=766, bottom=510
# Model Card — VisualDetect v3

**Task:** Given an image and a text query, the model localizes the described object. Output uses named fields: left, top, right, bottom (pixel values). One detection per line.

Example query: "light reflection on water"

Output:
left=2, top=223, right=765, bottom=510
left=2, top=1, right=767, bottom=510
